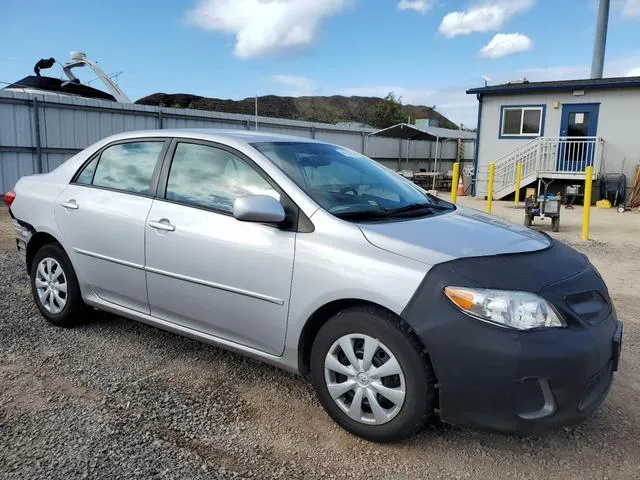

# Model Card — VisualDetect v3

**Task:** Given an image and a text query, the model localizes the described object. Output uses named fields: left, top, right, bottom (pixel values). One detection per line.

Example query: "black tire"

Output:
left=310, top=306, right=435, bottom=443
left=551, top=216, right=560, bottom=232
left=30, top=243, right=87, bottom=327
left=524, top=214, right=533, bottom=227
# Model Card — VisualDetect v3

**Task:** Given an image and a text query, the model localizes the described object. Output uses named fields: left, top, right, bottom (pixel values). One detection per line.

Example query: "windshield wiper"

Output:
left=334, top=202, right=452, bottom=221
left=334, top=210, right=390, bottom=221
left=387, top=202, right=451, bottom=215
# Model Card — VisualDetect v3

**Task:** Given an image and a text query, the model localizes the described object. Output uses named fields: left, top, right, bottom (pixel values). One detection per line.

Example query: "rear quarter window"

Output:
left=74, top=156, right=98, bottom=185
left=92, top=142, right=164, bottom=194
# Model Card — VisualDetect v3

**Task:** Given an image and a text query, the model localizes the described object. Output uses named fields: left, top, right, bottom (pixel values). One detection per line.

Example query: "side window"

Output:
left=74, top=156, right=99, bottom=185
left=91, top=142, right=164, bottom=194
left=166, top=143, right=279, bottom=213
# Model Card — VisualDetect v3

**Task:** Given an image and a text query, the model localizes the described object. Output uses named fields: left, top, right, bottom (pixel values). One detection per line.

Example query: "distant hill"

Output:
left=135, top=93, right=458, bottom=130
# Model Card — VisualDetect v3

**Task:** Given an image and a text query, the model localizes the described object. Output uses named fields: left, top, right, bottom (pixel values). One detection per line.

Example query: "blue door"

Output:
left=557, top=103, right=600, bottom=172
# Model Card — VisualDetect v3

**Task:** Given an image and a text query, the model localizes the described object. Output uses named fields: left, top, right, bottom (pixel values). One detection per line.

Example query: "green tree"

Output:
left=373, top=92, right=406, bottom=128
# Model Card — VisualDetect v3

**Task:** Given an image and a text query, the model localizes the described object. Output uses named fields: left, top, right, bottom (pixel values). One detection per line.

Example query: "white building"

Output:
left=467, top=76, right=640, bottom=200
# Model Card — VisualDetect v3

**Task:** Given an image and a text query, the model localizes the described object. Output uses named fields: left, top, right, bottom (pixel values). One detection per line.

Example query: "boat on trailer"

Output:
left=3, top=51, right=131, bottom=103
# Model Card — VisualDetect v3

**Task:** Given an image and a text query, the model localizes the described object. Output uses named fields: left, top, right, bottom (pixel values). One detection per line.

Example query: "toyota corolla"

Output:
left=6, top=129, right=622, bottom=442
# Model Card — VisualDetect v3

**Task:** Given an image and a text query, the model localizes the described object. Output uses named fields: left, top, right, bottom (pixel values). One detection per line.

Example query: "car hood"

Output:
left=357, top=206, right=551, bottom=266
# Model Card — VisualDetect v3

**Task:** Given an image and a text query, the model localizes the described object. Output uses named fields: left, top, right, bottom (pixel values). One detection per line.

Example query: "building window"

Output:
left=500, top=106, right=544, bottom=137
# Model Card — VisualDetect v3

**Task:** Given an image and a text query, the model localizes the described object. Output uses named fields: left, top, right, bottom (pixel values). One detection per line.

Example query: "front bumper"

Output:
left=402, top=238, right=622, bottom=434
left=432, top=311, right=620, bottom=434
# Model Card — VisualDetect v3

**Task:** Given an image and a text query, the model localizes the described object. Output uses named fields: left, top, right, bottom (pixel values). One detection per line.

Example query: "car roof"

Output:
left=104, top=128, right=320, bottom=145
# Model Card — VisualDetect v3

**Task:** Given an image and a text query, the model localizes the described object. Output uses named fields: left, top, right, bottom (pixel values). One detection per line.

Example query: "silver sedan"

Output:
left=6, top=129, right=620, bottom=442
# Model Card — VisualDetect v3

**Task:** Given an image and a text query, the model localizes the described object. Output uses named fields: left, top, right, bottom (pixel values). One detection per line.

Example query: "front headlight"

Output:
left=444, top=286, right=566, bottom=330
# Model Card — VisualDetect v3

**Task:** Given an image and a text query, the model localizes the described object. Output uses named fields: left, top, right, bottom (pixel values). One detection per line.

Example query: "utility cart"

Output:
left=524, top=185, right=561, bottom=232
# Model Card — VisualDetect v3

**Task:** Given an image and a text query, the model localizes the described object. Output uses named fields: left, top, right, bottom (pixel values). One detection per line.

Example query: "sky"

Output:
left=1, top=0, right=640, bottom=127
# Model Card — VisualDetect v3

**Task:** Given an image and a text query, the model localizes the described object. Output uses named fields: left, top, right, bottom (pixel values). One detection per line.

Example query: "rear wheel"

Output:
left=310, top=306, right=435, bottom=443
left=30, top=243, right=87, bottom=327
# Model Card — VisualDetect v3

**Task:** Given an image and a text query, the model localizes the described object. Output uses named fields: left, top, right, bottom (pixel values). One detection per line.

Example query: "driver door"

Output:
left=144, top=140, right=296, bottom=356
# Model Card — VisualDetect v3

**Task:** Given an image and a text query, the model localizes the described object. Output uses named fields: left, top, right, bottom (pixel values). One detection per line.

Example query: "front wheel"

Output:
left=310, top=306, right=435, bottom=443
left=30, top=243, right=87, bottom=327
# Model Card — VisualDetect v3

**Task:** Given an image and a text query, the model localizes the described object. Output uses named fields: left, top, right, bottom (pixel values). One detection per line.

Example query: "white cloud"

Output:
left=605, top=56, right=640, bottom=76
left=480, top=33, right=532, bottom=59
left=439, top=0, right=534, bottom=37
left=511, top=56, right=640, bottom=82
left=622, top=0, right=640, bottom=17
left=271, top=74, right=318, bottom=95
left=515, top=65, right=588, bottom=81
left=470, top=56, right=640, bottom=94
left=185, top=0, right=353, bottom=59
left=397, top=0, right=433, bottom=14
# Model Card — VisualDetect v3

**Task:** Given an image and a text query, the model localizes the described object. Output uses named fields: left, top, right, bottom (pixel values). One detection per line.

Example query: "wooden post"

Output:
left=486, top=162, right=495, bottom=214
left=450, top=162, right=460, bottom=204
left=582, top=166, right=593, bottom=240
left=514, top=162, right=523, bottom=205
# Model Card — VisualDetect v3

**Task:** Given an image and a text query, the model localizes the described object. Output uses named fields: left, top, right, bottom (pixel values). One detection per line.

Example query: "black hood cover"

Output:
left=425, top=236, right=589, bottom=293
left=403, top=237, right=612, bottom=329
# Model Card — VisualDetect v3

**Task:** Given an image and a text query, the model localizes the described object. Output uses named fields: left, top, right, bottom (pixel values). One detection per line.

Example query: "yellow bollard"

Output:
left=486, top=162, right=495, bottom=214
left=450, top=162, right=460, bottom=204
left=582, top=165, right=593, bottom=240
left=514, top=162, right=523, bottom=205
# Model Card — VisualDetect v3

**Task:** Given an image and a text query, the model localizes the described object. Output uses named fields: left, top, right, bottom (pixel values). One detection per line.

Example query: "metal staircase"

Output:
left=475, top=137, right=604, bottom=199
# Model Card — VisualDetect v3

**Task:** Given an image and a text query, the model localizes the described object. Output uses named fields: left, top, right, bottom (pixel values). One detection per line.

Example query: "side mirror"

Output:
left=233, top=195, right=286, bottom=223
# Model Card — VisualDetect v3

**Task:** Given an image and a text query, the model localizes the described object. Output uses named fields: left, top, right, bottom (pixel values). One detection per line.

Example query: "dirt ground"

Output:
left=1, top=200, right=640, bottom=479
left=0, top=207, right=14, bottom=251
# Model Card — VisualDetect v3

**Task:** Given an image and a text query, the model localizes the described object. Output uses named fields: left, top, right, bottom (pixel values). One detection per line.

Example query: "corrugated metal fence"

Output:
left=0, top=91, right=474, bottom=193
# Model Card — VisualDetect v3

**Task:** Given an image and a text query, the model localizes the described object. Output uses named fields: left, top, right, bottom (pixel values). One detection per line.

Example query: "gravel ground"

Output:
left=1, top=202, right=640, bottom=479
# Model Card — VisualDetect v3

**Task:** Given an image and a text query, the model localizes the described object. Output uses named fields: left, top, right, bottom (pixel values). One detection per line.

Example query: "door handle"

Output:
left=148, top=220, right=175, bottom=232
left=60, top=200, right=79, bottom=210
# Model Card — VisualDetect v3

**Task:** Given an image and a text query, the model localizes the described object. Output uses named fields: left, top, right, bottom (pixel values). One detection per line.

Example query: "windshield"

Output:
left=252, top=141, right=454, bottom=221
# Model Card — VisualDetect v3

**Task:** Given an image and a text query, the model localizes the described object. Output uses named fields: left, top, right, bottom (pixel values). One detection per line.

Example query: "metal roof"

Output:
left=334, top=121, right=375, bottom=129
left=369, top=123, right=476, bottom=141
left=467, top=76, right=640, bottom=96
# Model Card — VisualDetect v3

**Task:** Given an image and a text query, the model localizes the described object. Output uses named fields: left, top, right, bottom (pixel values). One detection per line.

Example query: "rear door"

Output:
left=144, top=140, right=296, bottom=356
left=55, top=139, right=168, bottom=313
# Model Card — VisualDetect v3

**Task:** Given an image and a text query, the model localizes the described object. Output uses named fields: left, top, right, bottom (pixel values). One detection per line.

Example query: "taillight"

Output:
left=3, top=191, right=15, bottom=208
